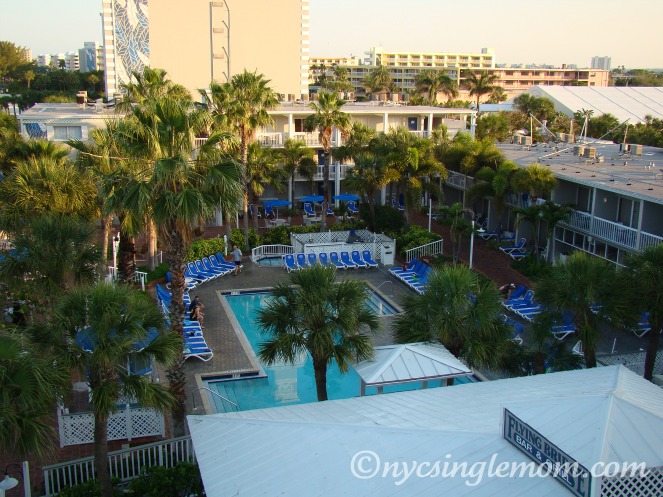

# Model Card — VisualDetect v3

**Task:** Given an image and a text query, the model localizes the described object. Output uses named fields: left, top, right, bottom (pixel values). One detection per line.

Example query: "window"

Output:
left=53, top=126, right=82, bottom=140
left=294, top=119, right=304, bottom=133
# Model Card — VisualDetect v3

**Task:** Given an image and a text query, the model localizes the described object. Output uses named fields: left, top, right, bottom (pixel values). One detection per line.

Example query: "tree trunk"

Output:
left=643, top=320, right=660, bottom=381
left=148, top=220, right=157, bottom=271
left=164, top=227, right=187, bottom=436
left=94, top=413, right=112, bottom=497
left=252, top=194, right=260, bottom=231
left=312, top=356, right=328, bottom=401
left=101, top=215, right=112, bottom=268
left=117, top=231, right=135, bottom=285
left=585, top=346, right=597, bottom=369
left=241, top=136, right=250, bottom=250
left=321, top=150, right=330, bottom=233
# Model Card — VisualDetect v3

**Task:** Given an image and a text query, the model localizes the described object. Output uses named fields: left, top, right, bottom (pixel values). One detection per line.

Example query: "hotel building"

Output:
left=101, top=0, right=309, bottom=99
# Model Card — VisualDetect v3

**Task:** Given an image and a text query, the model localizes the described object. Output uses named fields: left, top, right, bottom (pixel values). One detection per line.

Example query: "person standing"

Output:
left=232, top=244, right=243, bottom=276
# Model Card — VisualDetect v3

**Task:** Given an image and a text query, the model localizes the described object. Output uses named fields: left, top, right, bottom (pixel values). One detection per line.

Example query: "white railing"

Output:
left=592, top=217, right=637, bottom=249
left=57, top=406, right=165, bottom=447
left=257, top=132, right=283, bottom=147
left=290, top=131, right=320, bottom=147
left=640, top=231, right=663, bottom=250
left=295, top=164, right=353, bottom=181
left=105, top=267, right=148, bottom=291
left=405, top=239, right=444, bottom=263
left=445, top=170, right=467, bottom=190
left=42, top=436, right=194, bottom=496
left=564, top=210, right=591, bottom=231
left=409, top=130, right=430, bottom=139
left=251, top=244, right=294, bottom=263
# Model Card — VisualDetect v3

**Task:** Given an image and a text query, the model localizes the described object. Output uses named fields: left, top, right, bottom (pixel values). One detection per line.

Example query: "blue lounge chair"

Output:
left=499, top=238, right=526, bottom=256
left=351, top=250, right=368, bottom=268
left=499, top=231, right=516, bottom=243
left=296, top=253, right=310, bottom=269
left=249, top=204, right=259, bottom=219
left=307, top=253, right=318, bottom=266
left=389, top=259, right=418, bottom=277
left=318, top=252, right=330, bottom=266
left=341, top=251, right=358, bottom=268
left=347, top=201, right=359, bottom=215
left=304, top=202, right=316, bottom=217
left=195, top=259, right=218, bottom=279
left=183, top=344, right=213, bottom=362
left=504, top=290, right=535, bottom=311
left=213, top=253, right=236, bottom=271
left=264, top=205, right=274, bottom=218
left=185, top=266, right=208, bottom=284
left=329, top=252, right=347, bottom=269
left=362, top=250, right=378, bottom=268
left=284, top=254, right=299, bottom=272
left=325, top=203, right=334, bottom=216
left=479, top=226, right=500, bottom=240
left=201, top=257, right=227, bottom=277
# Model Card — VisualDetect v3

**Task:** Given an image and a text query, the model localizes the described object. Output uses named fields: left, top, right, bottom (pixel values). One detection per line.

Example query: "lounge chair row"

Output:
left=285, top=250, right=378, bottom=272
left=498, top=237, right=529, bottom=260
left=502, top=287, right=576, bottom=339
left=181, top=253, right=236, bottom=288
left=156, top=284, right=213, bottom=362
left=388, top=259, right=433, bottom=294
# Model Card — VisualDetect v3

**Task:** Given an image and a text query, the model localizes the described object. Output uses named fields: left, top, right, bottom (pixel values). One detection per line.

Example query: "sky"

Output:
left=1, top=0, right=661, bottom=68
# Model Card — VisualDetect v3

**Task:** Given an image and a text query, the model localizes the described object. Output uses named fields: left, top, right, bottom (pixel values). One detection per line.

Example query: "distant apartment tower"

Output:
left=102, top=0, right=309, bottom=99
left=64, top=52, right=80, bottom=72
left=79, top=42, right=103, bottom=72
left=362, top=46, right=496, bottom=69
left=591, top=56, right=611, bottom=71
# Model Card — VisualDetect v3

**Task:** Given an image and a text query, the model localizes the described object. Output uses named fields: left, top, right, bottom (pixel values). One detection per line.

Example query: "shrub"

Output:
left=394, top=225, right=442, bottom=256
left=55, top=479, right=122, bottom=497
left=186, top=237, right=227, bottom=262
left=228, top=228, right=261, bottom=250
left=143, top=262, right=169, bottom=283
left=127, top=462, right=204, bottom=497
left=511, top=254, right=551, bottom=281
left=359, top=203, right=404, bottom=233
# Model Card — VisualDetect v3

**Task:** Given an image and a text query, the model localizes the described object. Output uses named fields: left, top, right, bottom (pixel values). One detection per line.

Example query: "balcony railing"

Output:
left=409, top=130, right=430, bottom=138
left=294, top=163, right=353, bottom=181
left=257, top=132, right=283, bottom=148
left=445, top=170, right=475, bottom=190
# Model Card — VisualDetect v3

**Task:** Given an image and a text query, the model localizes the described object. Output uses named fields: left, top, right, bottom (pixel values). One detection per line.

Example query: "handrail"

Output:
left=192, top=387, right=238, bottom=412
left=405, top=239, right=443, bottom=263
left=251, top=244, right=294, bottom=263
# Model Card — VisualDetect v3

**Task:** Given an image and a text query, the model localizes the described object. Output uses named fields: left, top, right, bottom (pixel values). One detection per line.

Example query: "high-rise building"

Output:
left=64, top=52, right=80, bottom=72
left=591, top=56, right=611, bottom=71
left=78, top=42, right=103, bottom=72
left=102, top=0, right=309, bottom=99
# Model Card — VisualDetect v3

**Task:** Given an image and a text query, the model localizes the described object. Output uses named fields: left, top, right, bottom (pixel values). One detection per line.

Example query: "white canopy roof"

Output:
left=354, top=342, right=472, bottom=386
left=524, top=86, right=663, bottom=123
left=188, top=366, right=663, bottom=497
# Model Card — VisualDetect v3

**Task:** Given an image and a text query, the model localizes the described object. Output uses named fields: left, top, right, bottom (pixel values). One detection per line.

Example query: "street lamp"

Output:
left=0, top=463, right=31, bottom=497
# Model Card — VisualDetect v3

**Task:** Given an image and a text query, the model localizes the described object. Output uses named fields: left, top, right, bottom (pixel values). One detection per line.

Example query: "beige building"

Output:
left=102, top=0, right=308, bottom=99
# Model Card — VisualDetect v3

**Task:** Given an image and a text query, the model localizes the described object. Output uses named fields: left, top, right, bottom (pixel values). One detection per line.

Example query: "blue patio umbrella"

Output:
left=333, top=193, right=360, bottom=202
left=300, top=194, right=324, bottom=203
left=263, top=199, right=291, bottom=218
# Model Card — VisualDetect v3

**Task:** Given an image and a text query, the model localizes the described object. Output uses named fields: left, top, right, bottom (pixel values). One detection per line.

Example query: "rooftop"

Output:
left=499, top=141, right=663, bottom=204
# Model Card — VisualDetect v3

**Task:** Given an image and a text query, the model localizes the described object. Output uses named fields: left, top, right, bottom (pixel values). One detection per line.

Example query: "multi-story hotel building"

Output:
left=102, top=0, right=309, bottom=99
left=310, top=47, right=609, bottom=101
left=78, top=42, right=104, bottom=72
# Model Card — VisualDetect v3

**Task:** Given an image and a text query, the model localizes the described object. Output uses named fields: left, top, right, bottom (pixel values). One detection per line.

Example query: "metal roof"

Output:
left=354, top=342, right=472, bottom=386
left=188, top=366, right=663, bottom=497
left=525, top=86, right=663, bottom=123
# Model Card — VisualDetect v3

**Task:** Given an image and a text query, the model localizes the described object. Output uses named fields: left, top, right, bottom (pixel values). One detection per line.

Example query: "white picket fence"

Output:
left=250, top=244, right=294, bottom=263
left=42, top=436, right=194, bottom=496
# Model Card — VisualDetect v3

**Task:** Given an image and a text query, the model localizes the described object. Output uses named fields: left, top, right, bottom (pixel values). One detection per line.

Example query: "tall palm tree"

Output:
left=203, top=71, right=279, bottom=249
left=415, top=69, right=458, bottom=104
left=535, top=252, right=632, bottom=368
left=343, top=154, right=395, bottom=230
left=439, top=203, right=474, bottom=266
left=464, top=70, right=499, bottom=111
left=487, top=86, right=507, bottom=104
left=304, top=92, right=350, bottom=231
left=111, top=96, right=242, bottom=435
left=363, top=66, right=395, bottom=99
left=257, top=265, right=379, bottom=401
left=394, top=265, right=512, bottom=369
left=118, top=67, right=191, bottom=112
left=0, top=330, right=69, bottom=458
left=539, top=201, right=574, bottom=264
left=246, top=143, right=287, bottom=229
left=275, top=138, right=317, bottom=203
left=625, top=245, right=663, bottom=381
left=52, top=283, right=180, bottom=497
left=468, top=160, right=519, bottom=231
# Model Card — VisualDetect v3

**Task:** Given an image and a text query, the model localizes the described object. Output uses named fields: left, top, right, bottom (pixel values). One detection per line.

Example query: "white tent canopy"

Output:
left=354, top=342, right=472, bottom=394
left=188, top=366, right=663, bottom=497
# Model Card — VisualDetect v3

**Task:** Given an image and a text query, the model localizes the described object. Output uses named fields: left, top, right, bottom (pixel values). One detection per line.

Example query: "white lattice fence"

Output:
left=58, top=407, right=165, bottom=447
left=291, top=230, right=395, bottom=261
left=600, top=466, right=663, bottom=496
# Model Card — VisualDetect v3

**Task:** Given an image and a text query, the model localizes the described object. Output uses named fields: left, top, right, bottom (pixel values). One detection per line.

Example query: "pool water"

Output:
left=206, top=292, right=475, bottom=413
left=255, top=256, right=285, bottom=267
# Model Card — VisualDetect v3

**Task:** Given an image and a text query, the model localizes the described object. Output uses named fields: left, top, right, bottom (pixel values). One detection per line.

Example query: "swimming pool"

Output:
left=254, top=256, right=284, bottom=267
left=205, top=292, right=475, bottom=413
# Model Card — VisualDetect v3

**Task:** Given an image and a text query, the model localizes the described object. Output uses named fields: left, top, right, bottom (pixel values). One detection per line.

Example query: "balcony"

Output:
left=409, top=130, right=430, bottom=139
left=559, top=210, right=663, bottom=251
left=257, top=132, right=283, bottom=148
left=294, top=163, right=353, bottom=182
left=445, top=169, right=475, bottom=190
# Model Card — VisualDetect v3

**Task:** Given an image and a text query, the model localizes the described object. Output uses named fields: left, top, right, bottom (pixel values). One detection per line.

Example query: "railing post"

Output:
left=126, top=405, right=132, bottom=441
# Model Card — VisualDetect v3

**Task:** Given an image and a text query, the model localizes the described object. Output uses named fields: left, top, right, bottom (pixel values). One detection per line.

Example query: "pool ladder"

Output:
left=191, top=387, right=239, bottom=412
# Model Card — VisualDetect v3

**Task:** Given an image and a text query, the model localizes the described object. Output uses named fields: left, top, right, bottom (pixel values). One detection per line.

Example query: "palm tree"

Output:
left=468, top=160, right=519, bottom=231
left=118, top=67, right=191, bottom=111
left=511, top=162, right=557, bottom=204
left=203, top=71, right=279, bottom=249
left=393, top=265, right=512, bottom=370
left=246, top=143, right=287, bottom=229
left=24, top=70, right=35, bottom=90
left=257, top=265, right=379, bottom=401
left=363, top=66, right=395, bottom=99
left=304, top=92, right=351, bottom=231
left=625, top=245, right=663, bottom=381
left=414, top=69, right=458, bottom=104
left=487, top=86, right=507, bottom=104
left=0, top=214, right=101, bottom=309
left=110, top=95, right=242, bottom=435
left=0, top=156, right=97, bottom=233
left=343, top=153, right=396, bottom=229
left=52, top=283, right=180, bottom=497
left=539, top=201, right=574, bottom=264
left=439, top=203, right=474, bottom=266
left=275, top=138, right=317, bottom=204
left=0, top=330, right=69, bottom=458
left=464, top=70, right=499, bottom=111
left=535, top=252, right=632, bottom=368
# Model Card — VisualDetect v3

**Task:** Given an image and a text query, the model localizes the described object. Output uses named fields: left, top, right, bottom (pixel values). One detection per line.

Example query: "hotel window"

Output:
left=53, top=126, right=82, bottom=140
left=294, top=119, right=305, bottom=132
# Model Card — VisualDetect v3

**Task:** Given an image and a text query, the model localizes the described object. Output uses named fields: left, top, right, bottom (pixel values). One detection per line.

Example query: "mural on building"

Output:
left=24, top=122, right=47, bottom=139
left=114, top=0, right=150, bottom=92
